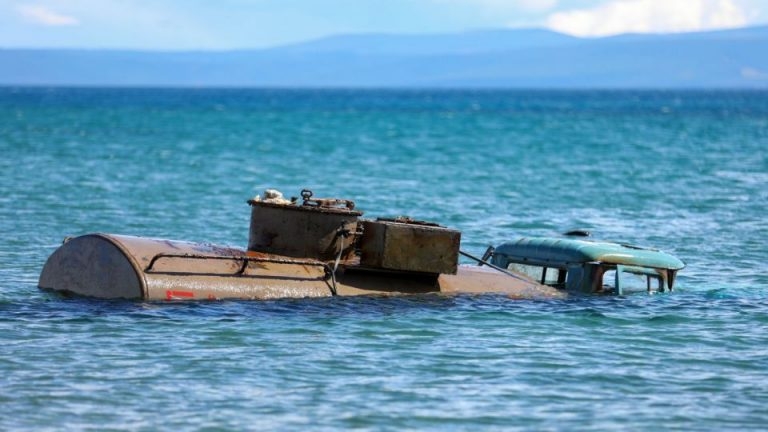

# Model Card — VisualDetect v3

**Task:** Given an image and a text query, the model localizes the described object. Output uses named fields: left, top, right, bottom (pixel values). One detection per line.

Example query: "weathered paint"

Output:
left=491, top=237, right=685, bottom=294
left=247, top=200, right=361, bottom=262
left=493, top=237, right=685, bottom=270
left=359, top=219, right=461, bottom=275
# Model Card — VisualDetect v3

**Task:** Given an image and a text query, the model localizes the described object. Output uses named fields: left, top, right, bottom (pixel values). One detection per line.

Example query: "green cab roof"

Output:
left=494, top=237, right=685, bottom=270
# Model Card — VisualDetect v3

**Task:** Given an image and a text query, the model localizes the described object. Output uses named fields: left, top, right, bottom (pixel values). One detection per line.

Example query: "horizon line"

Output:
left=1, top=23, right=766, bottom=52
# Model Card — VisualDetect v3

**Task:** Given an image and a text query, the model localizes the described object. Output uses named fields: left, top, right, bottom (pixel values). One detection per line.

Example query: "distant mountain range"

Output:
left=1, top=26, right=767, bottom=88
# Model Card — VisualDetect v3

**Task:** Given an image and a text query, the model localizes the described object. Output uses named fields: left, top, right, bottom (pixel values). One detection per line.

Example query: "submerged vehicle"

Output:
left=488, top=236, right=685, bottom=295
left=38, top=189, right=684, bottom=301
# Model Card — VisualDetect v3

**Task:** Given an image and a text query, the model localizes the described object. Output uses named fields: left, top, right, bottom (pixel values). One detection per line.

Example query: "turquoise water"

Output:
left=2, top=88, right=767, bottom=430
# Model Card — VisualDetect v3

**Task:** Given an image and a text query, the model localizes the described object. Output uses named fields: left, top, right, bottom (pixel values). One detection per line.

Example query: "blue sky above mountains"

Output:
left=1, top=0, right=767, bottom=50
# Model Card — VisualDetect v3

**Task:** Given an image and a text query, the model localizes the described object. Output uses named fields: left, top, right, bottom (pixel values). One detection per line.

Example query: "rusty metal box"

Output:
left=360, top=220, right=460, bottom=274
left=248, top=201, right=361, bottom=261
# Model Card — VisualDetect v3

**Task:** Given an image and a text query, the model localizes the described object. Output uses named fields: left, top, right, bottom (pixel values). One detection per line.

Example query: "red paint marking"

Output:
left=166, top=290, right=195, bottom=300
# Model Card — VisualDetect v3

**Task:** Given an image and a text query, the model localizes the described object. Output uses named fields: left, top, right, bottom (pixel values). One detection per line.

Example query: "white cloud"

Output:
left=546, top=0, right=749, bottom=36
left=741, top=67, right=768, bottom=80
left=18, top=4, right=79, bottom=26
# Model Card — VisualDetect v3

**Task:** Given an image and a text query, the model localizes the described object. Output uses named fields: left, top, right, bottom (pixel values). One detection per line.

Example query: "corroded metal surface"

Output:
left=439, top=266, right=566, bottom=299
left=359, top=219, right=461, bottom=275
left=39, top=190, right=569, bottom=301
left=38, top=234, right=144, bottom=299
left=39, top=234, right=335, bottom=300
left=247, top=200, right=361, bottom=262
left=39, top=234, right=564, bottom=301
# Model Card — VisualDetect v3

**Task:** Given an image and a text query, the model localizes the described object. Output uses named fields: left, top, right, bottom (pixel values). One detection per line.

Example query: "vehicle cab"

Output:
left=489, top=237, right=685, bottom=295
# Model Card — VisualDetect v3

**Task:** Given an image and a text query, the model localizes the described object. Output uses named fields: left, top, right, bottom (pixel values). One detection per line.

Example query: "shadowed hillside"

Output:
left=1, top=26, right=767, bottom=87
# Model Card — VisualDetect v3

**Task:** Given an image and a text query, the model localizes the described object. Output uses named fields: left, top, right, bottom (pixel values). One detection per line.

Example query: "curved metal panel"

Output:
left=38, top=234, right=144, bottom=299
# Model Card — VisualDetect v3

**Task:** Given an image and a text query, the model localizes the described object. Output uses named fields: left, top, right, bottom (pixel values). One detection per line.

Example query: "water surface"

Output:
left=1, top=88, right=767, bottom=430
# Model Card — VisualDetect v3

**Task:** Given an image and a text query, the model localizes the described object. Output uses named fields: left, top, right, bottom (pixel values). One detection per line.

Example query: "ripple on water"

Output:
left=2, top=89, right=768, bottom=430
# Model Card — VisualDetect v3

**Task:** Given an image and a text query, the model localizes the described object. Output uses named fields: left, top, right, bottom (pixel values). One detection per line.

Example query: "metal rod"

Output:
left=459, top=250, right=532, bottom=283
left=145, top=253, right=332, bottom=280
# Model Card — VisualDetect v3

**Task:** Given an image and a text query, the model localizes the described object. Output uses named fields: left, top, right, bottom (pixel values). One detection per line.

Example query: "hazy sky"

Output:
left=1, top=0, right=766, bottom=50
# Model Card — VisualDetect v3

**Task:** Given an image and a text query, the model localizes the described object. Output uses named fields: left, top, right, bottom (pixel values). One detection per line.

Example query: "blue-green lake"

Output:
left=1, top=88, right=767, bottom=430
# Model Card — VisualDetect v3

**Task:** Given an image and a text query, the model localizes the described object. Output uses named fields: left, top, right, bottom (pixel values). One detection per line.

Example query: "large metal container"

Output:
left=38, top=234, right=335, bottom=300
left=247, top=200, right=362, bottom=261
left=38, top=233, right=564, bottom=300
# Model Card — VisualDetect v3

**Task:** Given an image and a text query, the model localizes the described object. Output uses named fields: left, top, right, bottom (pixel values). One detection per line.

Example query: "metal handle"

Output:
left=144, top=253, right=333, bottom=281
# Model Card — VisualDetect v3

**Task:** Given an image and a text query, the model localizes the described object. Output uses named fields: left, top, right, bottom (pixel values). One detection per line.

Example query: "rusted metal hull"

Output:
left=38, top=234, right=564, bottom=301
